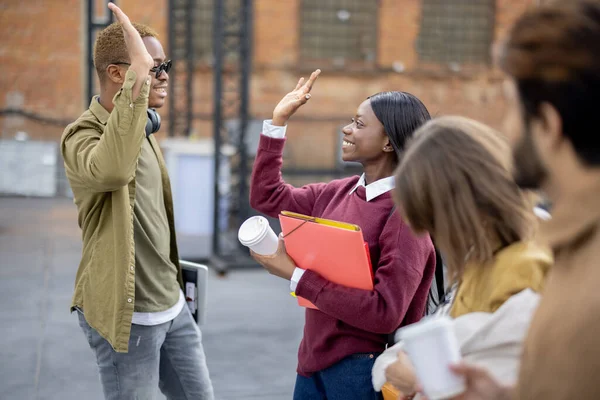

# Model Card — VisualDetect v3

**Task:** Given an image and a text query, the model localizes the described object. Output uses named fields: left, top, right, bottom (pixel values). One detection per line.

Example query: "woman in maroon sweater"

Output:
left=250, top=70, right=436, bottom=400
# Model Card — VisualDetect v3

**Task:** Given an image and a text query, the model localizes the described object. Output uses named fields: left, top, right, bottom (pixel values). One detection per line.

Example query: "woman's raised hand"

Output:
left=272, top=69, right=321, bottom=126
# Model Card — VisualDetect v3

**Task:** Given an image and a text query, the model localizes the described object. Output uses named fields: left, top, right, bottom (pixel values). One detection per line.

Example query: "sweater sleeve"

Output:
left=249, top=134, right=327, bottom=218
left=295, top=215, right=435, bottom=333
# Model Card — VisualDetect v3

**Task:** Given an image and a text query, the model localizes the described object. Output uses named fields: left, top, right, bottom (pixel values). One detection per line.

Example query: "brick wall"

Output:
left=0, top=0, right=536, bottom=169
left=0, top=0, right=167, bottom=142
left=247, top=0, right=537, bottom=168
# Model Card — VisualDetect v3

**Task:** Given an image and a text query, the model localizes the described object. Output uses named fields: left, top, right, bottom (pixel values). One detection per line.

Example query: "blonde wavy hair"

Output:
left=394, top=116, right=535, bottom=283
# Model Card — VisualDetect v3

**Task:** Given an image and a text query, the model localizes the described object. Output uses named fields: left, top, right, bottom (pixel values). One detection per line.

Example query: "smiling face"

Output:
left=143, top=36, right=168, bottom=109
left=341, top=99, right=392, bottom=164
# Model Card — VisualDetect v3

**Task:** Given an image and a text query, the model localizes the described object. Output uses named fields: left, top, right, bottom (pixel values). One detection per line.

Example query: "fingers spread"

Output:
left=294, top=77, right=305, bottom=91
left=304, top=69, right=321, bottom=92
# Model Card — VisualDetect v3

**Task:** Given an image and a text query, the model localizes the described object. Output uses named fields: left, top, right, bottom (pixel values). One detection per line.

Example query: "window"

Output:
left=300, top=0, right=378, bottom=69
left=191, top=0, right=215, bottom=63
left=170, top=0, right=241, bottom=64
left=417, top=0, right=495, bottom=65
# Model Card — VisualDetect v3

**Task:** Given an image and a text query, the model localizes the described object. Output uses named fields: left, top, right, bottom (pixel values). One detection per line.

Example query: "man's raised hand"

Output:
left=107, top=2, right=153, bottom=98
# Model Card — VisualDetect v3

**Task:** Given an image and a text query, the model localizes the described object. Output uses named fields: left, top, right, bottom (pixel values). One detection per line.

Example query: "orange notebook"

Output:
left=279, top=211, right=374, bottom=309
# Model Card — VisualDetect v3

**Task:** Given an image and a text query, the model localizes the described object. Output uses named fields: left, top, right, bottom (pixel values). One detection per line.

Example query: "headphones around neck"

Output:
left=145, top=108, right=161, bottom=137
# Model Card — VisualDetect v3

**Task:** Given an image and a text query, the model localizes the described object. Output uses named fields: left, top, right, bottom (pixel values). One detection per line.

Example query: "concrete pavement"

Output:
left=0, top=197, right=305, bottom=400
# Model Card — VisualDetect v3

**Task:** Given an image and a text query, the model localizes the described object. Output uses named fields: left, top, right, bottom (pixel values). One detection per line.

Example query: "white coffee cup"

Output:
left=238, top=216, right=279, bottom=256
left=397, top=316, right=465, bottom=400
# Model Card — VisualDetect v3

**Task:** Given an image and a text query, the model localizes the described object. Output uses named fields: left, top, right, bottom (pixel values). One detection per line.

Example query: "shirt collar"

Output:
left=349, top=173, right=395, bottom=201
left=89, top=95, right=110, bottom=125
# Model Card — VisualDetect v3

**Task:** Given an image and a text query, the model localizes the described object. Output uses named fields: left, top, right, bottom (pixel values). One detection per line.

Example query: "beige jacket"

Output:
left=517, top=181, right=600, bottom=399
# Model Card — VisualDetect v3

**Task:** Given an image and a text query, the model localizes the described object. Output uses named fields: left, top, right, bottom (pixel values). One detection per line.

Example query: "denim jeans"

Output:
left=77, top=306, right=214, bottom=400
left=293, top=353, right=383, bottom=400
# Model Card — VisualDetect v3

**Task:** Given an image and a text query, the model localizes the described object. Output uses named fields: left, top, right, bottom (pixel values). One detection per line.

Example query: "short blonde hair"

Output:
left=93, top=22, right=159, bottom=82
left=394, top=116, right=535, bottom=283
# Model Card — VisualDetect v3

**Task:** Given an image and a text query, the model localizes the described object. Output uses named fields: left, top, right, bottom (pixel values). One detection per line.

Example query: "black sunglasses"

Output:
left=112, top=60, right=172, bottom=78
left=150, top=60, right=172, bottom=78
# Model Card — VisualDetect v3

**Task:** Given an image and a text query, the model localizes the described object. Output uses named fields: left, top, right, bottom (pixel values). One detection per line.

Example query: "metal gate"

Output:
left=169, top=0, right=254, bottom=272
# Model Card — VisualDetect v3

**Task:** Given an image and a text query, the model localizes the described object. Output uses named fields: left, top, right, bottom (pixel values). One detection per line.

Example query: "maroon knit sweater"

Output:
left=250, top=135, right=435, bottom=376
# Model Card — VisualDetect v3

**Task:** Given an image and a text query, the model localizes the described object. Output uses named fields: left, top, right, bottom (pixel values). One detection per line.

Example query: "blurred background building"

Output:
left=0, top=0, right=538, bottom=266
left=0, top=1, right=546, bottom=398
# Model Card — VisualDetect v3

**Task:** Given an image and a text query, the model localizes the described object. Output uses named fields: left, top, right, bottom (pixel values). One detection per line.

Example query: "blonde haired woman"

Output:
left=373, top=116, right=552, bottom=399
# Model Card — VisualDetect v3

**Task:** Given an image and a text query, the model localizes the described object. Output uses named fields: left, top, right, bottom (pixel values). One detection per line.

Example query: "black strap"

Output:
left=433, top=245, right=445, bottom=307
left=281, top=219, right=312, bottom=238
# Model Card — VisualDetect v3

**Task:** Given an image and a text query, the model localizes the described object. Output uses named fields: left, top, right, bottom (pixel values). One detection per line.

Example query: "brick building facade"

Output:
left=0, top=0, right=537, bottom=170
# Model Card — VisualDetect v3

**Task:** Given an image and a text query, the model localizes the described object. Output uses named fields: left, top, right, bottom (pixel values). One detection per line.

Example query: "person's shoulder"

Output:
left=495, top=241, right=553, bottom=273
left=380, top=207, right=434, bottom=253
left=322, top=175, right=361, bottom=191
left=62, top=109, right=102, bottom=145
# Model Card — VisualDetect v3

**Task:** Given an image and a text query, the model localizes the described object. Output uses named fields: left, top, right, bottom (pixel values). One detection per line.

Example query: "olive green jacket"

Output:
left=61, top=70, right=182, bottom=352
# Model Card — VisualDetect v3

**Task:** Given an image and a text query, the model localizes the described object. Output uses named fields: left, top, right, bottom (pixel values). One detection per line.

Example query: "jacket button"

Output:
left=127, top=298, right=132, bottom=303
left=130, top=265, right=134, bottom=271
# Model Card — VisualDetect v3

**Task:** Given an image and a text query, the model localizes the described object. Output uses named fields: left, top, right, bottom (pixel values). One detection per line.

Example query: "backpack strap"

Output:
left=433, top=245, right=445, bottom=308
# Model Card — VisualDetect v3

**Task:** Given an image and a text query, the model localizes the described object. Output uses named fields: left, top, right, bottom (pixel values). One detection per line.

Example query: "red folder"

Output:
left=279, top=211, right=374, bottom=309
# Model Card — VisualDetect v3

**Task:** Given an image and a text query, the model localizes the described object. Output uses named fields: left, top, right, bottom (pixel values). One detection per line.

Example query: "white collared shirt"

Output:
left=348, top=174, right=396, bottom=202
left=262, top=119, right=287, bottom=139
left=261, top=120, right=396, bottom=291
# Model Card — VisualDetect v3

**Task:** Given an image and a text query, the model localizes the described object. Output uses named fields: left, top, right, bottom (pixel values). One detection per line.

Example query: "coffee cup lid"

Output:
left=238, top=216, right=269, bottom=247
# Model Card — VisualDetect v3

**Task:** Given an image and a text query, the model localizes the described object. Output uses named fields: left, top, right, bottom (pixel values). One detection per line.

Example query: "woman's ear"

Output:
left=383, top=139, right=395, bottom=153
left=105, top=65, right=127, bottom=85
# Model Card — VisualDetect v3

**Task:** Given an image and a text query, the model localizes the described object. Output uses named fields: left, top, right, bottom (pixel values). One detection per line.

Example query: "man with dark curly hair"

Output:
left=60, top=3, right=213, bottom=399
left=449, top=1, right=600, bottom=399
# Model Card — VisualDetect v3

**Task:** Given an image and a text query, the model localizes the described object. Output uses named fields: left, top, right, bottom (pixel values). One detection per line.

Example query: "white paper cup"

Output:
left=398, top=316, right=465, bottom=400
left=238, top=216, right=279, bottom=256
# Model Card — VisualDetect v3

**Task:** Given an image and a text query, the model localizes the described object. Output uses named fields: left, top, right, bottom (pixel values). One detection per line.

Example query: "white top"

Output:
left=397, top=315, right=453, bottom=341
left=372, top=289, right=541, bottom=394
left=132, top=289, right=186, bottom=326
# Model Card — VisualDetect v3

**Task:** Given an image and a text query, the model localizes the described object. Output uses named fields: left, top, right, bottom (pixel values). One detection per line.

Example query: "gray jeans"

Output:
left=77, top=306, right=214, bottom=400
